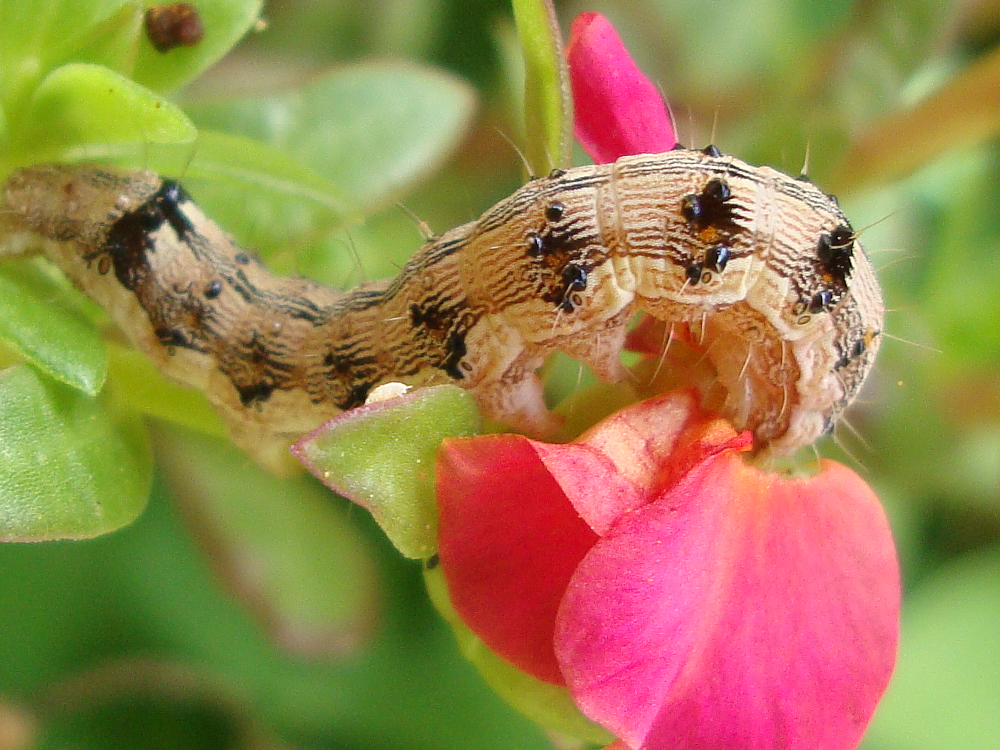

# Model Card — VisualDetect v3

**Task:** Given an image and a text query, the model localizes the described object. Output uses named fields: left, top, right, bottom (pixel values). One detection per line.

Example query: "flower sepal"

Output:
left=293, top=384, right=480, bottom=559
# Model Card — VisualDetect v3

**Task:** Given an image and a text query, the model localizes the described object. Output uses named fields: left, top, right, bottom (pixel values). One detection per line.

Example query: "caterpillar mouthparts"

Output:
left=0, top=149, right=883, bottom=467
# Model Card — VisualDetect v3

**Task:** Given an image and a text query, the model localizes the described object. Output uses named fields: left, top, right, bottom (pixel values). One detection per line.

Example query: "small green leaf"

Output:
left=18, top=63, right=195, bottom=157
left=424, top=565, right=613, bottom=745
left=0, top=1, right=126, bottom=62
left=64, top=2, right=145, bottom=80
left=132, top=0, right=264, bottom=93
left=0, top=260, right=107, bottom=395
left=512, top=0, right=571, bottom=174
left=0, top=1, right=260, bottom=123
left=188, top=62, right=476, bottom=212
left=293, top=385, right=481, bottom=559
left=156, top=425, right=380, bottom=657
left=0, top=365, right=152, bottom=541
left=156, top=129, right=357, bottom=257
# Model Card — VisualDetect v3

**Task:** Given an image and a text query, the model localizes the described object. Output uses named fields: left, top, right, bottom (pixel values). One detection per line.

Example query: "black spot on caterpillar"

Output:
left=0, top=149, right=884, bottom=467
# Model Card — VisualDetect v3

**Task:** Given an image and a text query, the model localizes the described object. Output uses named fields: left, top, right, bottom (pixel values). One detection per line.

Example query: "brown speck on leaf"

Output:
left=145, top=3, right=205, bottom=53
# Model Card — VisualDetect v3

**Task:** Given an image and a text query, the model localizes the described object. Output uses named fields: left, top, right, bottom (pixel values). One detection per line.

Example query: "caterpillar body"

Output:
left=0, top=149, right=883, bottom=466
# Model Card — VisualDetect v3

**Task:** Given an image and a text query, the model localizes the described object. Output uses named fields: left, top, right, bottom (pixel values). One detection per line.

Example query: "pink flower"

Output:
left=437, top=393, right=899, bottom=750
left=433, top=12, right=899, bottom=750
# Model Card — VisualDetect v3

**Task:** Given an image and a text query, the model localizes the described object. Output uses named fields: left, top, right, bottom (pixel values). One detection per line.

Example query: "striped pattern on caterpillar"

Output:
left=0, top=149, right=883, bottom=466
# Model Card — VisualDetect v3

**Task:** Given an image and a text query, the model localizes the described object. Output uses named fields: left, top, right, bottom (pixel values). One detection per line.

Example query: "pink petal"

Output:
left=556, top=455, right=899, bottom=750
left=435, top=394, right=749, bottom=686
left=530, top=441, right=643, bottom=537
left=567, top=12, right=677, bottom=163
left=536, top=392, right=750, bottom=535
left=437, top=434, right=598, bottom=684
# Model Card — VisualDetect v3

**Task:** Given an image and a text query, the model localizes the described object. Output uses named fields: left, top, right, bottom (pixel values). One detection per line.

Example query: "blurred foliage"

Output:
left=0, top=0, right=998, bottom=748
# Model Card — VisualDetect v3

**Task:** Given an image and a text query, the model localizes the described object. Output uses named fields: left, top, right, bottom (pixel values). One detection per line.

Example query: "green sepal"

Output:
left=292, top=385, right=480, bottom=559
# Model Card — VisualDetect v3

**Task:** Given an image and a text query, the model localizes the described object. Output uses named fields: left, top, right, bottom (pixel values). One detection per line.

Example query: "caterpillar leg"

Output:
left=555, top=305, right=633, bottom=383
left=472, top=371, right=561, bottom=437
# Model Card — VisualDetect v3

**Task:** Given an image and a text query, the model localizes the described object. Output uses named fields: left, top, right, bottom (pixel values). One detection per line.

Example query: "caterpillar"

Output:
left=0, top=148, right=883, bottom=467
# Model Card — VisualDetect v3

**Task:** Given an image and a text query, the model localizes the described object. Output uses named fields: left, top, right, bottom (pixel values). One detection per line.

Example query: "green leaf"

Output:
left=0, top=260, right=107, bottom=395
left=0, top=365, right=152, bottom=541
left=0, top=0, right=129, bottom=111
left=293, top=385, right=481, bottom=559
left=17, top=63, right=195, bottom=158
left=0, top=1, right=127, bottom=63
left=188, top=62, right=476, bottom=212
left=156, top=129, right=357, bottom=258
left=0, top=0, right=260, bottom=127
left=131, top=0, right=264, bottom=93
left=511, top=0, right=571, bottom=174
left=424, top=565, right=614, bottom=745
left=49, top=3, right=144, bottom=84
left=155, top=425, right=380, bottom=657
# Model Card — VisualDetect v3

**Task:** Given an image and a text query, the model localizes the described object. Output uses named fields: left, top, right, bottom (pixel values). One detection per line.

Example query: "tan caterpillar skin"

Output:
left=0, top=150, right=883, bottom=465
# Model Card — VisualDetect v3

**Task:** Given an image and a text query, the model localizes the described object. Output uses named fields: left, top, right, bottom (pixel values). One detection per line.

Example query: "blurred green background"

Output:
left=1, top=0, right=999, bottom=748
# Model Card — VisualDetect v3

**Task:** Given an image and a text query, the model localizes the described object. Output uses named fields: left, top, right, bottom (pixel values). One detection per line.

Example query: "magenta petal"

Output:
left=555, top=455, right=900, bottom=750
left=538, top=392, right=749, bottom=535
left=437, top=434, right=598, bottom=684
left=531, top=442, right=643, bottom=536
left=567, top=12, right=677, bottom=163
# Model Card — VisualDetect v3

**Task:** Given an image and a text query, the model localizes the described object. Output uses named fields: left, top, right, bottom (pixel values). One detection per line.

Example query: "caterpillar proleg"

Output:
left=0, top=149, right=883, bottom=465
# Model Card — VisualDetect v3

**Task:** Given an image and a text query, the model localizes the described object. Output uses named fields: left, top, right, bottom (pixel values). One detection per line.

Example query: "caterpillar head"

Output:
left=686, top=155, right=885, bottom=455
left=625, top=149, right=885, bottom=455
